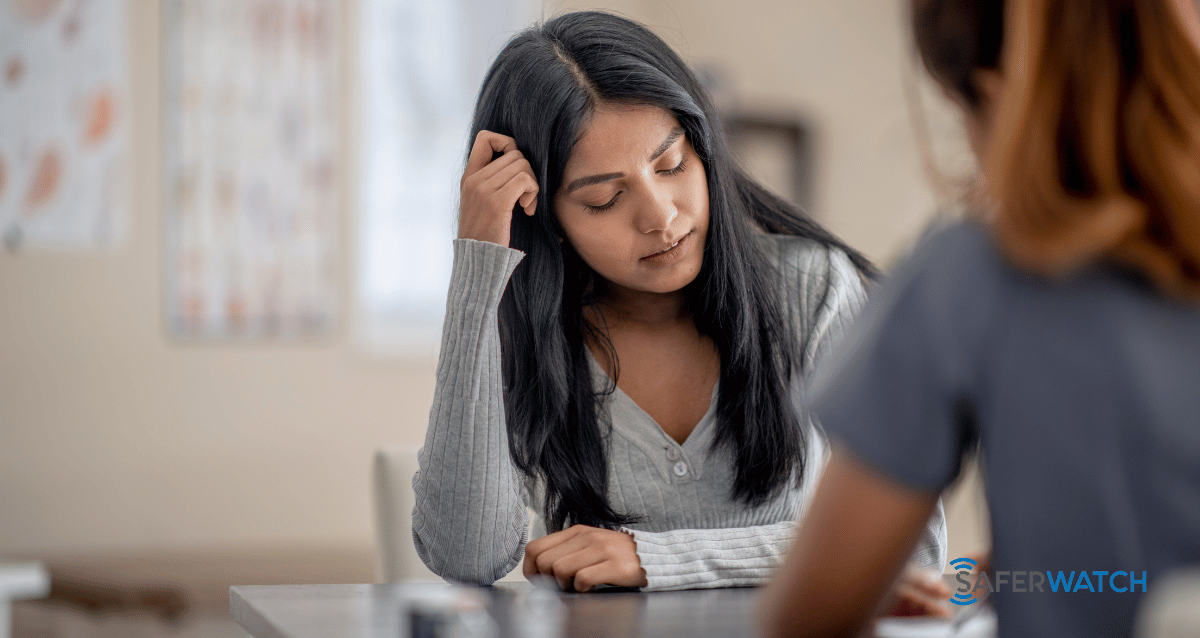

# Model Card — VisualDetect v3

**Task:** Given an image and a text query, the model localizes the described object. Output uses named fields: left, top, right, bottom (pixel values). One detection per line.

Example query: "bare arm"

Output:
left=759, top=448, right=940, bottom=638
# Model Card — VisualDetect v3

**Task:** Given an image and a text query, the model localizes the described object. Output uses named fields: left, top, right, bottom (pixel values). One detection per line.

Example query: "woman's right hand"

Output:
left=458, top=130, right=539, bottom=247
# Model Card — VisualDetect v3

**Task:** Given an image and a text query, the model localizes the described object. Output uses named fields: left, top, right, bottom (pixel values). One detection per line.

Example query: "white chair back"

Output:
left=373, top=447, right=528, bottom=583
left=373, top=447, right=440, bottom=582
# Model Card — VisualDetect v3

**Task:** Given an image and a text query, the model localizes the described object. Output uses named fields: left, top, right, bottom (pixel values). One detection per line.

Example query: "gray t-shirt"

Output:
left=810, top=221, right=1200, bottom=638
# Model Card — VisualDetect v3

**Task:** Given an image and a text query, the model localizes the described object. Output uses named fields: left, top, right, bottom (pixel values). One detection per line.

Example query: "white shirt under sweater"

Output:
left=412, top=233, right=947, bottom=591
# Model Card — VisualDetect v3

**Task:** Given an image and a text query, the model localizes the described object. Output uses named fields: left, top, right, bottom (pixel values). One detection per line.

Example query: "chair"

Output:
left=0, top=562, right=48, bottom=638
left=372, top=447, right=527, bottom=583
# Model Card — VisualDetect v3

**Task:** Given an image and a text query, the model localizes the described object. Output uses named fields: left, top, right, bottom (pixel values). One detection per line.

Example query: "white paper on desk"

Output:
left=874, top=607, right=997, bottom=638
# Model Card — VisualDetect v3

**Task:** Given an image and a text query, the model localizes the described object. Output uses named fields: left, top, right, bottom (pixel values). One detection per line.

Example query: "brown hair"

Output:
left=917, top=0, right=1200, bottom=299
left=912, top=0, right=1004, bottom=109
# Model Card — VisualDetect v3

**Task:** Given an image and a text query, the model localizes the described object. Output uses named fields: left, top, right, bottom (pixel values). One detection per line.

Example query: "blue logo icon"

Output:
left=950, top=557, right=979, bottom=605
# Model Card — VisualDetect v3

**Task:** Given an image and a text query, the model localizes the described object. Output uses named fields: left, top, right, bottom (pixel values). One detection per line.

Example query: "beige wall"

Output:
left=0, top=0, right=433, bottom=554
left=0, top=0, right=985, bottom=560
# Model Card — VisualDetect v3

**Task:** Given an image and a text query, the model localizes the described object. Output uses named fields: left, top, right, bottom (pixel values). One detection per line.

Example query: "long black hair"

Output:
left=469, top=11, right=874, bottom=532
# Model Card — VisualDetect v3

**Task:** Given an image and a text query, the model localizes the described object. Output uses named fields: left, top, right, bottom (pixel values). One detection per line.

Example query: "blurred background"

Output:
left=0, top=0, right=984, bottom=636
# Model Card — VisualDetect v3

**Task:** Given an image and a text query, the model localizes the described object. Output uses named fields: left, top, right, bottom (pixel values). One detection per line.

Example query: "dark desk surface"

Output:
left=231, top=582, right=759, bottom=638
left=230, top=582, right=996, bottom=638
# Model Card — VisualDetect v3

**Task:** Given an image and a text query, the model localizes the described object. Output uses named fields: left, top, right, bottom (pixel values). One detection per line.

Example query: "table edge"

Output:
left=230, top=586, right=288, bottom=638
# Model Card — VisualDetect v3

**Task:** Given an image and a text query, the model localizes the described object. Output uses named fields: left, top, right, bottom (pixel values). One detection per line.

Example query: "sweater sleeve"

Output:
left=625, top=522, right=799, bottom=591
left=411, top=238, right=528, bottom=585
left=627, top=513, right=944, bottom=592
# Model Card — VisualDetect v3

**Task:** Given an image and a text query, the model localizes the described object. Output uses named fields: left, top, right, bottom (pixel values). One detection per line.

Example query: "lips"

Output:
left=643, top=233, right=688, bottom=258
left=640, top=231, right=693, bottom=264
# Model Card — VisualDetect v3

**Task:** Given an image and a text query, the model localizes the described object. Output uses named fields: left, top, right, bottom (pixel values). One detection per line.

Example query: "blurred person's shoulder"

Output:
left=896, top=218, right=1010, bottom=295
left=911, top=217, right=1000, bottom=267
left=868, top=219, right=1014, bottom=346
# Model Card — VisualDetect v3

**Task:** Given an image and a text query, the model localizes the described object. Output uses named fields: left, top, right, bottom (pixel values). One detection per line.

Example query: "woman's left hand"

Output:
left=884, top=566, right=953, bottom=618
left=523, top=524, right=648, bottom=592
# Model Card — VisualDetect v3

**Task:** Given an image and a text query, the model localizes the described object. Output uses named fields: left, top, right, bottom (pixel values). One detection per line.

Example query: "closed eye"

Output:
left=585, top=192, right=620, bottom=213
left=660, top=158, right=687, bottom=177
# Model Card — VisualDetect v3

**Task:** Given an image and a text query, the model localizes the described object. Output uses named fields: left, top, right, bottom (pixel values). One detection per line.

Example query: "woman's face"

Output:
left=553, top=104, right=709, bottom=298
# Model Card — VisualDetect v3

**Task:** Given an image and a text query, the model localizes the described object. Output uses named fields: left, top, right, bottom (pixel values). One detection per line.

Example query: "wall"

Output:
left=0, top=0, right=432, bottom=553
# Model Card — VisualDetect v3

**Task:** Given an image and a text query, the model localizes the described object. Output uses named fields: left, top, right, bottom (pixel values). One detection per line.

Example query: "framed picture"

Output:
left=162, top=0, right=341, bottom=340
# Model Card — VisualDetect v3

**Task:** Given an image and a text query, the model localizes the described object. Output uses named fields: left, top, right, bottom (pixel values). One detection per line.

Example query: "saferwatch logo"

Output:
left=948, top=557, right=979, bottom=605
left=948, top=557, right=1147, bottom=605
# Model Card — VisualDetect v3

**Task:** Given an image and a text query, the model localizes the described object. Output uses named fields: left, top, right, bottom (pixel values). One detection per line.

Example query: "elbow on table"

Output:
left=412, top=527, right=522, bottom=586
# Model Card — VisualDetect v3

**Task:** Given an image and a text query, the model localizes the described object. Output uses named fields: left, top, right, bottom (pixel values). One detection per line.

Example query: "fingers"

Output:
left=523, top=526, right=583, bottom=579
left=534, top=535, right=592, bottom=585
left=926, top=580, right=952, bottom=599
left=572, top=550, right=646, bottom=593
left=476, top=151, right=535, bottom=197
left=464, top=130, right=519, bottom=178
left=468, top=147, right=526, bottom=184
left=885, top=567, right=952, bottom=618
left=497, top=170, right=539, bottom=217
left=456, top=142, right=537, bottom=244
left=907, top=572, right=950, bottom=599
left=463, top=135, right=538, bottom=210
left=522, top=525, right=644, bottom=592
left=549, top=546, right=604, bottom=592
left=458, top=134, right=540, bottom=245
left=522, top=550, right=537, bottom=580
left=519, top=188, right=538, bottom=216
left=573, top=563, right=615, bottom=593
left=889, top=583, right=952, bottom=618
left=526, top=525, right=583, bottom=559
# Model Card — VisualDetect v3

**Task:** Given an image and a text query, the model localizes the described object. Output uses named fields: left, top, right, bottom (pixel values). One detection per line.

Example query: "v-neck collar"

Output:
left=585, top=347, right=720, bottom=457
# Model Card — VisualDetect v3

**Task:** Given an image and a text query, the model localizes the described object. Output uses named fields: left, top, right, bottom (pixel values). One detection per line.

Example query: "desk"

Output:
left=231, top=582, right=997, bottom=638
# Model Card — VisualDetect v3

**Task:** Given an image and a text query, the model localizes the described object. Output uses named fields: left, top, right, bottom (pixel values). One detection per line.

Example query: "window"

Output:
left=356, top=0, right=530, bottom=358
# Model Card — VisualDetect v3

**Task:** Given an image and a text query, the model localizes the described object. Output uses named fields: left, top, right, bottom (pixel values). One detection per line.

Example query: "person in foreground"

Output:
left=411, top=11, right=947, bottom=596
left=761, top=0, right=1200, bottom=636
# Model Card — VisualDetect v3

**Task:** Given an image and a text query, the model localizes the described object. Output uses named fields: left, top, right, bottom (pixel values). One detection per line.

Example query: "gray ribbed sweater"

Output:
left=412, top=234, right=947, bottom=591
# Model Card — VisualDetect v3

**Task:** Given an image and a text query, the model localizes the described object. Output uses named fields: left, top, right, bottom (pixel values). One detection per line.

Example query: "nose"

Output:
left=634, top=183, right=678, bottom=234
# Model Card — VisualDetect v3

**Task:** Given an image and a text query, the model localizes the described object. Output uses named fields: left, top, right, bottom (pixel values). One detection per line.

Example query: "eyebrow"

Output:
left=563, top=128, right=686, bottom=194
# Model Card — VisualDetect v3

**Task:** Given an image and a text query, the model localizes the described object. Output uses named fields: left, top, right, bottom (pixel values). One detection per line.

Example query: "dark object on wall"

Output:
left=724, top=111, right=816, bottom=215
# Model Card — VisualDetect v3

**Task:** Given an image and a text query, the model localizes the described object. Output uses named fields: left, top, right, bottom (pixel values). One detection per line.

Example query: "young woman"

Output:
left=762, top=0, right=1200, bottom=635
left=411, top=10, right=947, bottom=594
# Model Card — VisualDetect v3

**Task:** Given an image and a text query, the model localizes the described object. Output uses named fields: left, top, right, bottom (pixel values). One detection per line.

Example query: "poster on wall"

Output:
left=163, top=0, right=340, bottom=340
left=0, top=0, right=129, bottom=252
